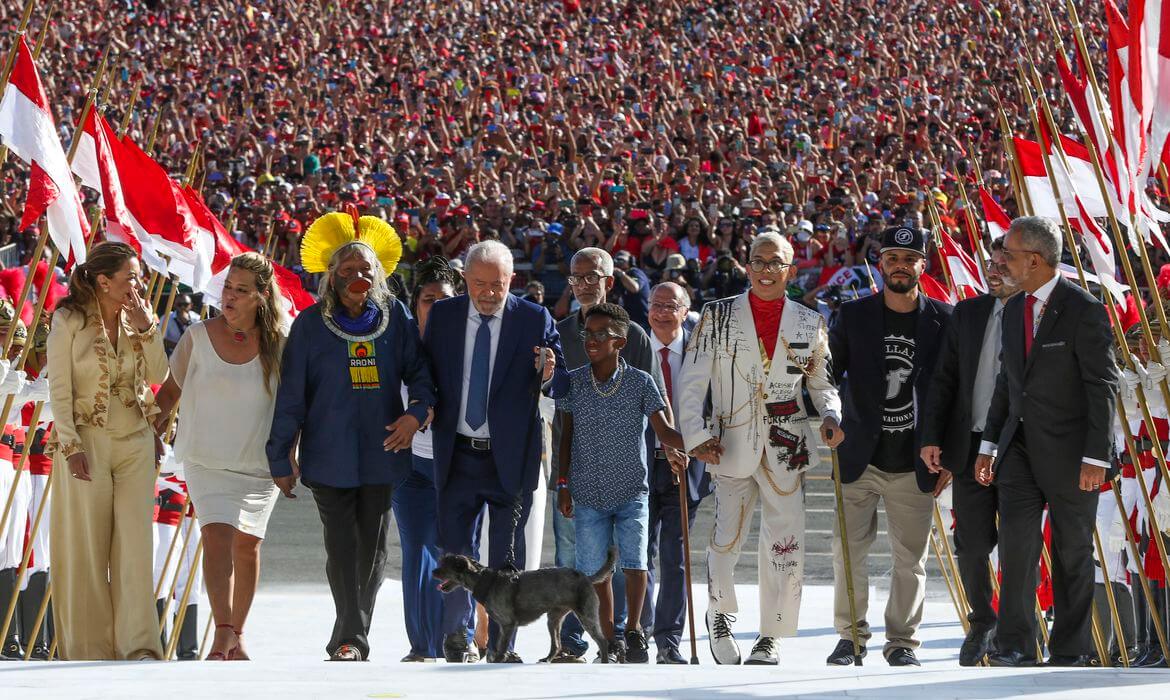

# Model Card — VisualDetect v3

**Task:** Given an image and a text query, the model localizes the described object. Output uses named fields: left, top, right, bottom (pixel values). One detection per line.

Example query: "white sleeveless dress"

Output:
left=170, top=322, right=280, bottom=538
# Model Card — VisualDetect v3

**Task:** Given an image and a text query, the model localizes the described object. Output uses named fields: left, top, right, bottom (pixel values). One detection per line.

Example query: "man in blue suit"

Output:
left=424, top=240, right=569, bottom=663
left=643, top=282, right=712, bottom=664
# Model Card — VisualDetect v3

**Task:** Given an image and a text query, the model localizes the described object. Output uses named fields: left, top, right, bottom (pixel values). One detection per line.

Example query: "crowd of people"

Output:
left=2, top=0, right=1168, bottom=308
left=0, top=0, right=1168, bottom=674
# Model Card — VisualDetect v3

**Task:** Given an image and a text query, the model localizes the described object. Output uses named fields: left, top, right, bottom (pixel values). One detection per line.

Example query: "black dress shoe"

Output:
left=656, top=647, right=687, bottom=664
left=885, top=647, right=920, bottom=667
left=1112, top=646, right=1141, bottom=667
left=988, top=650, right=1040, bottom=667
left=826, top=638, right=866, bottom=666
left=1134, top=647, right=1168, bottom=668
left=959, top=625, right=996, bottom=667
left=1047, top=654, right=1092, bottom=667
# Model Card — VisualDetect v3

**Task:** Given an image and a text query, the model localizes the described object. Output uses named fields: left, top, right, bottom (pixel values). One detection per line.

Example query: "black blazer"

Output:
left=921, top=294, right=1000, bottom=474
left=983, top=276, right=1119, bottom=477
left=828, top=292, right=953, bottom=492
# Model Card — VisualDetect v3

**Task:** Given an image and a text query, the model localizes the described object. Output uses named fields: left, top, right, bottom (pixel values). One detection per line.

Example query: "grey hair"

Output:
left=651, top=281, right=691, bottom=309
left=571, top=247, right=614, bottom=275
left=1009, top=216, right=1062, bottom=267
left=466, top=239, right=514, bottom=273
left=750, top=231, right=795, bottom=264
left=317, top=242, right=393, bottom=317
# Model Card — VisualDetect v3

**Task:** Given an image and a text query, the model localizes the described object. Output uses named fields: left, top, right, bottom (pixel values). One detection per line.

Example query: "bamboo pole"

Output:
left=164, top=537, right=203, bottom=660
left=1093, top=525, right=1130, bottom=665
left=158, top=502, right=198, bottom=634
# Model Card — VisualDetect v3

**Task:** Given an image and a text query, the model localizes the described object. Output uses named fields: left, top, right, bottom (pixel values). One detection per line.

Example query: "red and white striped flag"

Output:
left=977, top=187, right=1011, bottom=241
left=937, top=229, right=986, bottom=298
left=0, top=36, right=89, bottom=263
left=919, top=273, right=956, bottom=304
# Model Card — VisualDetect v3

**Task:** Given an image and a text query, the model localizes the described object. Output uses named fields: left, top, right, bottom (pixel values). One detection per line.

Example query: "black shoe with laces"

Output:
left=885, top=647, right=921, bottom=667
left=745, top=636, right=779, bottom=665
left=624, top=629, right=649, bottom=664
left=826, top=638, right=866, bottom=666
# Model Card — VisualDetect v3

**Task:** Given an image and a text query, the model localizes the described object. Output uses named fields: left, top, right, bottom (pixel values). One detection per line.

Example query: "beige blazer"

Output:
left=47, top=305, right=167, bottom=458
left=678, top=292, right=841, bottom=480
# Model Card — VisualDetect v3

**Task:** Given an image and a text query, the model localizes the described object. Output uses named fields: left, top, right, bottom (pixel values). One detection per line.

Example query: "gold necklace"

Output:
left=590, top=362, right=624, bottom=398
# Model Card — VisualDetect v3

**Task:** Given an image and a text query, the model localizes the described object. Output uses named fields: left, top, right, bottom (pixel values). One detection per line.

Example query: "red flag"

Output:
left=919, top=273, right=956, bottom=304
left=978, top=187, right=1011, bottom=241
left=937, top=230, right=986, bottom=298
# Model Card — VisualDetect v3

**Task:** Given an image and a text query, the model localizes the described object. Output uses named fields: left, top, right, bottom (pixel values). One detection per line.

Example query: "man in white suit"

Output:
left=678, top=231, right=843, bottom=665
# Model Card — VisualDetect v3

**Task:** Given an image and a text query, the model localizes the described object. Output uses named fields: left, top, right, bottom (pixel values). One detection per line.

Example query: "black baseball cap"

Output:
left=879, top=226, right=927, bottom=256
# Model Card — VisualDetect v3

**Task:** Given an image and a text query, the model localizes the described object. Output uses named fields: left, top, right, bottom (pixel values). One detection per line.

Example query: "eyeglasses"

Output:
left=748, top=258, right=792, bottom=273
left=1000, top=246, right=1041, bottom=261
left=650, top=302, right=685, bottom=313
left=583, top=330, right=622, bottom=342
left=567, top=273, right=611, bottom=286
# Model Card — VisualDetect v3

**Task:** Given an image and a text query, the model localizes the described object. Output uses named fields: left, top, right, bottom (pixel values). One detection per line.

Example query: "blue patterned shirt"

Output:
left=557, top=360, right=666, bottom=509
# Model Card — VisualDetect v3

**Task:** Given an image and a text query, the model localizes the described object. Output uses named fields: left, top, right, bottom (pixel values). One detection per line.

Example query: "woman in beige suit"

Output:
left=47, top=242, right=168, bottom=660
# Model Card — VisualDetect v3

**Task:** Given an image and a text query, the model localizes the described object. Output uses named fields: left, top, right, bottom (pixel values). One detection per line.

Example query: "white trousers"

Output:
left=152, top=519, right=203, bottom=602
left=0, top=459, right=30, bottom=570
left=28, top=472, right=50, bottom=575
left=707, top=462, right=804, bottom=638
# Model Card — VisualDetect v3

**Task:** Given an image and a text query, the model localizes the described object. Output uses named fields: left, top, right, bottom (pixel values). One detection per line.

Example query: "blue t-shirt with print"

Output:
left=557, top=361, right=666, bottom=510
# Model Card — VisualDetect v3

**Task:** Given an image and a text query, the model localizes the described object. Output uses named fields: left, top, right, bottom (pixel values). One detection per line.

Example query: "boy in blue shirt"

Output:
left=556, top=303, right=687, bottom=663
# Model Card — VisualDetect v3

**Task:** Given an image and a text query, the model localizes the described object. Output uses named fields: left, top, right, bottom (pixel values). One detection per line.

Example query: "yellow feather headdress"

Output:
left=300, top=206, right=403, bottom=276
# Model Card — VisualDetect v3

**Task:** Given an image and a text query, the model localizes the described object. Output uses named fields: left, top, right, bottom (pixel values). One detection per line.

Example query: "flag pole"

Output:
left=952, top=163, right=992, bottom=279
left=994, top=103, right=1035, bottom=216
left=1110, top=473, right=1170, bottom=662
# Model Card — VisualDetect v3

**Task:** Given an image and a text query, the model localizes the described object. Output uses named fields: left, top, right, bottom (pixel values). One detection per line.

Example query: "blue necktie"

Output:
left=465, top=313, right=493, bottom=430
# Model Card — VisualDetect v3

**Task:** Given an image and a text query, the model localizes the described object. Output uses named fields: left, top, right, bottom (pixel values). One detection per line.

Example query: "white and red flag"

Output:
left=977, top=187, right=1011, bottom=241
left=937, top=229, right=987, bottom=298
left=0, top=36, right=89, bottom=263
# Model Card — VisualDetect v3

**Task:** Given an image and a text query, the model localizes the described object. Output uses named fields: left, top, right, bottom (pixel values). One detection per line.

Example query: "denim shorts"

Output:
left=573, top=497, right=649, bottom=574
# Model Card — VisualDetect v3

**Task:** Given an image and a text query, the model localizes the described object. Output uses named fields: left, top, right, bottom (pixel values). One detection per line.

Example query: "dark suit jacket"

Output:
left=647, top=328, right=713, bottom=504
left=982, top=276, right=1119, bottom=477
left=424, top=293, right=570, bottom=495
left=921, top=294, right=1000, bottom=474
left=828, top=292, right=953, bottom=492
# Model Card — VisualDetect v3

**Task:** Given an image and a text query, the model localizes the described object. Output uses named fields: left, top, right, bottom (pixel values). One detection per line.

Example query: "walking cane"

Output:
left=830, top=446, right=862, bottom=666
left=677, top=471, right=699, bottom=664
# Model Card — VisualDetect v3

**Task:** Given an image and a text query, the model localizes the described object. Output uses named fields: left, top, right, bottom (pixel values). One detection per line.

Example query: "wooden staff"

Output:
left=153, top=500, right=194, bottom=601
left=21, top=578, right=51, bottom=660
left=829, top=447, right=862, bottom=665
left=1023, top=55, right=1170, bottom=590
left=932, top=503, right=974, bottom=631
left=164, top=537, right=203, bottom=660
left=0, top=417, right=49, bottom=644
left=929, top=525, right=967, bottom=633
left=952, top=166, right=993, bottom=279
left=1093, top=525, right=1130, bottom=666
left=1110, top=473, right=1170, bottom=661
left=677, top=474, right=698, bottom=664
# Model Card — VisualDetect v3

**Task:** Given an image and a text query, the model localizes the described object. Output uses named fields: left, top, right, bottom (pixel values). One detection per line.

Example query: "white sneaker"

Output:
left=745, top=636, right=779, bottom=665
left=706, top=609, right=740, bottom=665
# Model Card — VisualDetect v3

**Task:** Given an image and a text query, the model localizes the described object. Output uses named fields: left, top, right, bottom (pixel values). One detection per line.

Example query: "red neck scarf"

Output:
left=748, top=290, right=786, bottom=360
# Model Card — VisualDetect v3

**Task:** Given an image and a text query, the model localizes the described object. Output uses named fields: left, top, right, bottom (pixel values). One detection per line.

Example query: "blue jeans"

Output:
left=391, top=458, right=444, bottom=657
left=553, top=499, right=627, bottom=653
left=574, top=498, right=650, bottom=573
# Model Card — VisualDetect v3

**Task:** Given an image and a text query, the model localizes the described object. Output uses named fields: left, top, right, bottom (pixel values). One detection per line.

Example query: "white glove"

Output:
left=1153, top=482, right=1170, bottom=537
left=1121, top=367, right=1141, bottom=414
left=0, top=358, right=10, bottom=388
left=17, top=376, right=49, bottom=403
left=1142, top=361, right=1168, bottom=391
left=0, top=369, right=26, bottom=398
left=1158, top=338, right=1170, bottom=369
left=1107, top=511, right=1128, bottom=553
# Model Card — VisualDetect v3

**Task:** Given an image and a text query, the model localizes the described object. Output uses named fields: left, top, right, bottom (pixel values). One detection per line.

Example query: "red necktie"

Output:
left=659, top=346, right=673, bottom=406
left=1024, top=294, right=1037, bottom=356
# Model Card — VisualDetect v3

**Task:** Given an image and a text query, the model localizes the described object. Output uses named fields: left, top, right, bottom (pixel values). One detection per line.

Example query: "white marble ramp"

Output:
left=3, top=584, right=1169, bottom=699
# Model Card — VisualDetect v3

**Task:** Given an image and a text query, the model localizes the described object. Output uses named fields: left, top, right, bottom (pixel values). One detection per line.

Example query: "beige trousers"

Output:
left=50, top=425, right=163, bottom=660
left=707, top=461, right=804, bottom=638
left=832, top=465, right=934, bottom=654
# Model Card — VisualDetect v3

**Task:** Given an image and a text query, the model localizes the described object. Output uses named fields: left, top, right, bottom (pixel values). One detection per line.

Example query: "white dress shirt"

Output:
left=978, top=273, right=1108, bottom=468
left=457, top=300, right=505, bottom=439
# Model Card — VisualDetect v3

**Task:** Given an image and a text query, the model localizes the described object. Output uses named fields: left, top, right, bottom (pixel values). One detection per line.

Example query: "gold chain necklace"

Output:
left=590, top=362, right=625, bottom=398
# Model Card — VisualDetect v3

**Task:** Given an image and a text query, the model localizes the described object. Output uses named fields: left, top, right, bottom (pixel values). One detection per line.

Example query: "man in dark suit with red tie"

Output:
left=973, top=217, right=1119, bottom=667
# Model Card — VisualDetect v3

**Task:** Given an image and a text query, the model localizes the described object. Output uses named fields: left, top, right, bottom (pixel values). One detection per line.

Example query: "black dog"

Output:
left=432, top=547, right=617, bottom=663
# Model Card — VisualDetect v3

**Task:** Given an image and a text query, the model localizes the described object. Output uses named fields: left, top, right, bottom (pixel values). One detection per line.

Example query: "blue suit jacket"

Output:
left=424, top=293, right=569, bottom=495
left=267, top=301, right=436, bottom=488
left=828, top=292, right=953, bottom=492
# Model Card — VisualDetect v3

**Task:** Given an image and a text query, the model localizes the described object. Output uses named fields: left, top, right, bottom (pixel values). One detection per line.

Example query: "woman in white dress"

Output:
left=155, top=252, right=287, bottom=661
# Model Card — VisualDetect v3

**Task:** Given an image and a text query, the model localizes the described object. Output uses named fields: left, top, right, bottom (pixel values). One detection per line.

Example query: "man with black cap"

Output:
left=826, top=225, right=953, bottom=667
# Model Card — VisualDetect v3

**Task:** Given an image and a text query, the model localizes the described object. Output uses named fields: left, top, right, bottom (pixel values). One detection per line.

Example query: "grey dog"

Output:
left=432, top=547, right=617, bottom=663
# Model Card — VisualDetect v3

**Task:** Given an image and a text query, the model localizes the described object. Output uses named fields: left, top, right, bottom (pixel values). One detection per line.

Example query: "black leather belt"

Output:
left=654, top=448, right=667, bottom=461
left=455, top=434, right=492, bottom=451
